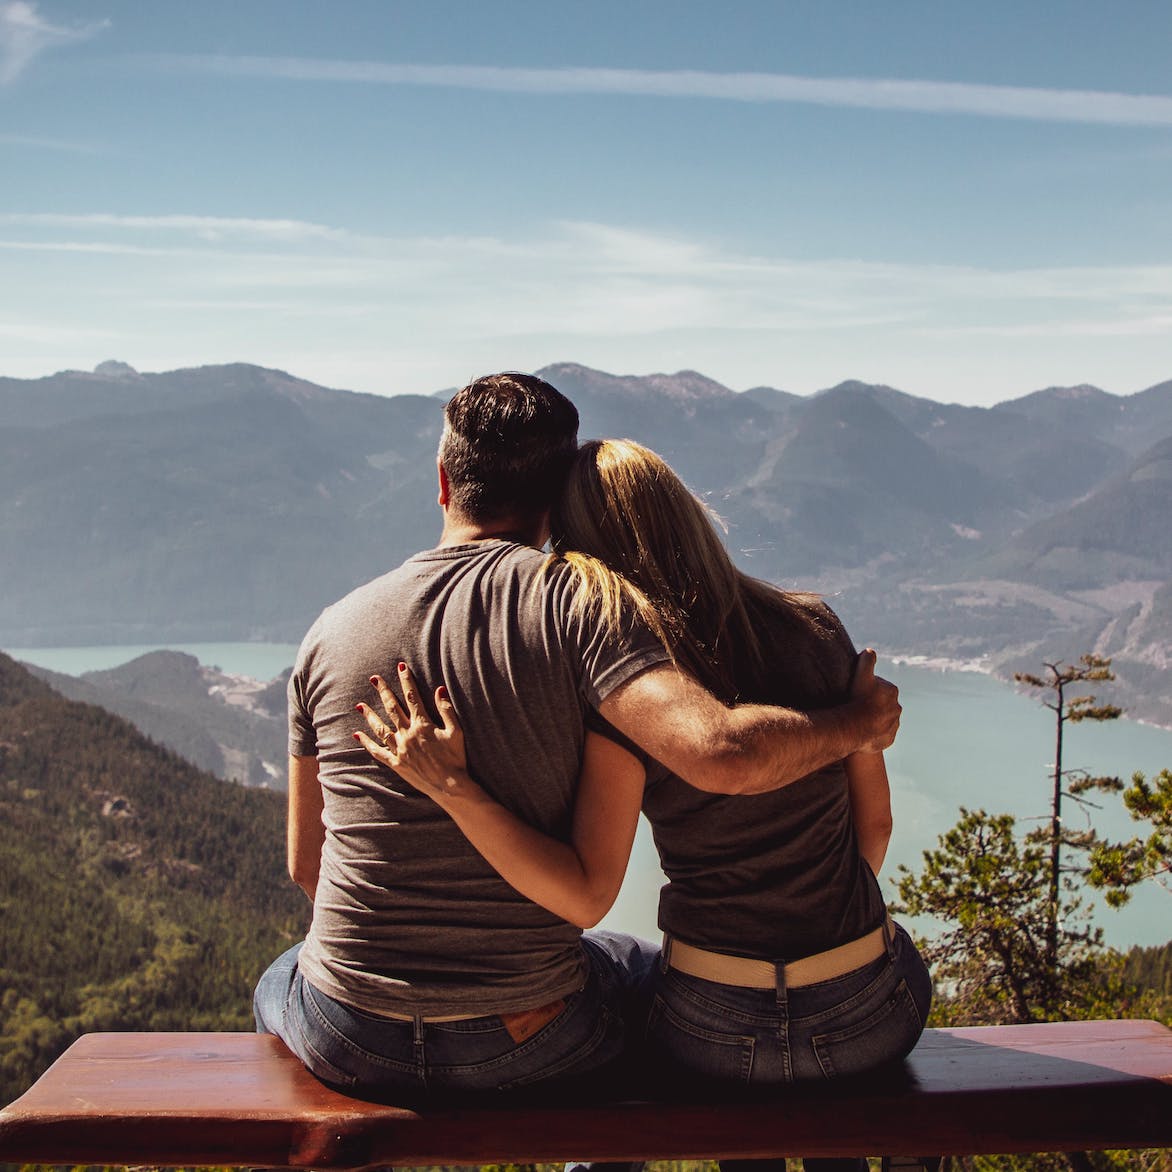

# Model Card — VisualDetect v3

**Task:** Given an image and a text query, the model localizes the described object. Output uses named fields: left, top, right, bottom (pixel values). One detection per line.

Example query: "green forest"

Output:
left=0, top=652, right=307, bottom=1105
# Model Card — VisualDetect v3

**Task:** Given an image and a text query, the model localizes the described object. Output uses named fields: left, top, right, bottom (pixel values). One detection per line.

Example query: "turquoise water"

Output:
left=8, top=643, right=1171, bottom=949
left=610, top=663, right=1172, bottom=950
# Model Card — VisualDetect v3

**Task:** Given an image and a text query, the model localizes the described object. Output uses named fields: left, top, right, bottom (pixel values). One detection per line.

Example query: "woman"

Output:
left=357, top=438, right=931, bottom=1095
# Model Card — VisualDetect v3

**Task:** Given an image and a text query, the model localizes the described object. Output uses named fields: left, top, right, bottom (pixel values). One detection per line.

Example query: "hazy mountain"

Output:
left=538, top=361, right=738, bottom=406
left=538, top=361, right=778, bottom=494
left=722, top=384, right=1014, bottom=583
left=978, top=436, right=1172, bottom=590
left=849, top=432, right=1172, bottom=723
left=1112, top=378, right=1172, bottom=455
left=0, top=360, right=350, bottom=429
left=0, top=363, right=444, bottom=644
left=997, top=382, right=1124, bottom=430
left=25, top=650, right=288, bottom=787
left=995, top=379, right=1172, bottom=458
left=2, top=358, right=1170, bottom=720
left=740, top=385, right=803, bottom=412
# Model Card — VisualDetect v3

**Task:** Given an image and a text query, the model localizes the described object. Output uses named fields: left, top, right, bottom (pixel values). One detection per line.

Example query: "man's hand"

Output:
left=849, top=648, right=901, bottom=753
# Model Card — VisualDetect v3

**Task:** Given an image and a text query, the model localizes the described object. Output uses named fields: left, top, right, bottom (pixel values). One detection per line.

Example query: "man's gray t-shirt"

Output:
left=289, top=539, right=669, bottom=1018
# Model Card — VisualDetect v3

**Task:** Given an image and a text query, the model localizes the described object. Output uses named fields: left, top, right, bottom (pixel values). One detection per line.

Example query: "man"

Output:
left=254, top=371, right=899, bottom=1101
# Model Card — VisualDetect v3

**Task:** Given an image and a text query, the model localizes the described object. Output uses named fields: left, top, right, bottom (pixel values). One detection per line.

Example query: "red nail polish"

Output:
left=370, top=676, right=379, bottom=686
left=398, top=662, right=406, bottom=672
left=437, top=686, right=448, bottom=701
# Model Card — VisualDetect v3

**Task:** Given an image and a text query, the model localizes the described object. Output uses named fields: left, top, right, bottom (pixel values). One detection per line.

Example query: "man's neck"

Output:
left=439, top=511, right=545, bottom=550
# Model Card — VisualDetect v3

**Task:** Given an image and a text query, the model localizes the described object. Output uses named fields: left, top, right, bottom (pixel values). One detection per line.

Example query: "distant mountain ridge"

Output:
left=25, top=650, right=288, bottom=787
left=2, top=359, right=1170, bottom=722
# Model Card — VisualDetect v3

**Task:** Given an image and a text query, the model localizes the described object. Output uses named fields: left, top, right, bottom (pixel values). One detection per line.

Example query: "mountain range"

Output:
left=2, top=359, right=1170, bottom=723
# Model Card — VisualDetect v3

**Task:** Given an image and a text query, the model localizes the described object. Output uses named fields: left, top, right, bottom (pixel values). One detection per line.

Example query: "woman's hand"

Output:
left=357, top=666, right=645, bottom=929
left=355, top=663, right=470, bottom=803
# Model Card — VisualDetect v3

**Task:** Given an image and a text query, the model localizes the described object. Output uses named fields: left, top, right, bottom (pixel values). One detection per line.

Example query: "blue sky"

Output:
left=2, top=1, right=1170, bottom=405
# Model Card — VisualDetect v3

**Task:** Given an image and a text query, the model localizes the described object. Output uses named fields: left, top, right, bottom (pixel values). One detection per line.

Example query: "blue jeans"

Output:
left=253, top=930, right=659, bottom=1103
left=645, top=923, right=932, bottom=1086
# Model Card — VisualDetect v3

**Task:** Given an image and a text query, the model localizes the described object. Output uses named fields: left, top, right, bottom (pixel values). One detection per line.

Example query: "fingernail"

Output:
left=437, top=686, right=448, bottom=700
left=370, top=676, right=380, bottom=686
left=355, top=703, right=365, bottom=712
left=398, top=662, right=407, bottom=672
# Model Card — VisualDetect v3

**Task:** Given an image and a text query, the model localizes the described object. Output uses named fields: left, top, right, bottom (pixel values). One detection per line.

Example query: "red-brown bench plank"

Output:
left=1, top=1020, right=1170, bottom=1167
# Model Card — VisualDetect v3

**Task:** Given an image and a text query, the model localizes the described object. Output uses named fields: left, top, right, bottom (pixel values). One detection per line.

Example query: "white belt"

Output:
left=664, top=917, right=895, bottom=990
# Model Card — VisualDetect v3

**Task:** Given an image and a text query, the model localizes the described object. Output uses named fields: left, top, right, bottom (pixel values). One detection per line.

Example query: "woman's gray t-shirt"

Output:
left=289, top=539, right=668, bottom=1018
left=641, top=596, right=888, bottom=962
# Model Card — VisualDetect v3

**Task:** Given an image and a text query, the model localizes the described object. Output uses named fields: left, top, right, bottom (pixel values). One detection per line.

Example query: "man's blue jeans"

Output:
left=253, top=929, right=659, bottom=1102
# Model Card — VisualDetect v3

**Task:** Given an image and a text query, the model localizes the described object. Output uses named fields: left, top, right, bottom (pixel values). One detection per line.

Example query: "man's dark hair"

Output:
left=440, top=372, right=579, bottom=522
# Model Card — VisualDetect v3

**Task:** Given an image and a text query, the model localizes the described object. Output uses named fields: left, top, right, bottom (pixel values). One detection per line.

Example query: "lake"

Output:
left=8, top=641, right=1172, bottom=950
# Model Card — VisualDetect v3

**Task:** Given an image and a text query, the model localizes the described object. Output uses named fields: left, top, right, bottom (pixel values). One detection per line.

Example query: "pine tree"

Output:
left=894, top=653, right=1148, bottom=1027
left=893, top=808, right=1116, bottom=1024
left=1012, top=654, right=1122, bottom=970
left=1087, top=769, right=1172, bottom=905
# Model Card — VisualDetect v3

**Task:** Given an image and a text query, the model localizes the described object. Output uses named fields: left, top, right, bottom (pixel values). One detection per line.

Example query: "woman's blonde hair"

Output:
left=550, top=439, right=839, bottom=704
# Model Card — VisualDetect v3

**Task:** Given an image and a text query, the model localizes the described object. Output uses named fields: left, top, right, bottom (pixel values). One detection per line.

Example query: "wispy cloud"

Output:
left=0, top=131, right=103, bottom=153
left=152, top=297, right=379, bottom=320
left=924, top=314, right=1172, bottom=339
left=4, top=215, right=1169, bottom=397
left=0, top=319, right=115, bottom=343
left=0, top=1, right=108, bottom=84
left=0, top=212, right=353, bottom=243
left=4, top=215, right=1169, bottom=398
left=0, top=238, right=201, bottom=257
left=149, top=55, right=1172, bottom=127
left=6, top=216, right=1169, bottom=331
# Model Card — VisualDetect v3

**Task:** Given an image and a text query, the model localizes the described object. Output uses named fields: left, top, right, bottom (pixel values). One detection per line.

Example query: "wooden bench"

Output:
left=1, top=1020, right=1170, bottom=1168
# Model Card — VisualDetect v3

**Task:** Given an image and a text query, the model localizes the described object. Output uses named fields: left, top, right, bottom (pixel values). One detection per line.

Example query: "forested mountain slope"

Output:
left=0, top=652, right=306, bottom=1103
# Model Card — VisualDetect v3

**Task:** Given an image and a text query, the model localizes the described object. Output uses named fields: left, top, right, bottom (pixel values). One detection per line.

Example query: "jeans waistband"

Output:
left=663, top=916, right=895, bottom=990
left=376, top=996, right=566, bottom=1038
left=378, top=1009, right=481, bottom=1022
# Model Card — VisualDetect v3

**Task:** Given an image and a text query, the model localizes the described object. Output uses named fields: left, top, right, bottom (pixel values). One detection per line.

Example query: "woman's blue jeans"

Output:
left=253, top=929, right=659, bottom=1103
left=645, top=922, right=931, bottom=1086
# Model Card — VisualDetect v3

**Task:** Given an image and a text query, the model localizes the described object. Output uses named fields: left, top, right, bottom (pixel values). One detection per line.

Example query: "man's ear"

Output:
left=437, top=457, right=450, bottom=508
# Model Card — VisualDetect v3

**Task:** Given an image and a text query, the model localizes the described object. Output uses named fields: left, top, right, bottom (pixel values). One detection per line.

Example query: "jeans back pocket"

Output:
left=810, top=977, right=924, bottom=1079
left=646, top=991, right=758, bottom=1084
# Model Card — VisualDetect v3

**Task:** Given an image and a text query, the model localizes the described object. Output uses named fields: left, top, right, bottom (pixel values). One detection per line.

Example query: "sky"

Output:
left=2, top=1, right=1170, bottom=405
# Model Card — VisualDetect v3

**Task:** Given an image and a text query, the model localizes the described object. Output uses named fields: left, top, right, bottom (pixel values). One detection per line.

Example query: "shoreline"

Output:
left=887, top=653, right=993, bottom=675
left=887, top=651, right=1172, bottom=732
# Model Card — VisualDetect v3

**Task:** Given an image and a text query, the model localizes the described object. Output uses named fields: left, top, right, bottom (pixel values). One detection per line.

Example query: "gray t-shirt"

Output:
left=289, top=539, right=669, bottom=1018
left=641, top=596, right=888, bottom=961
